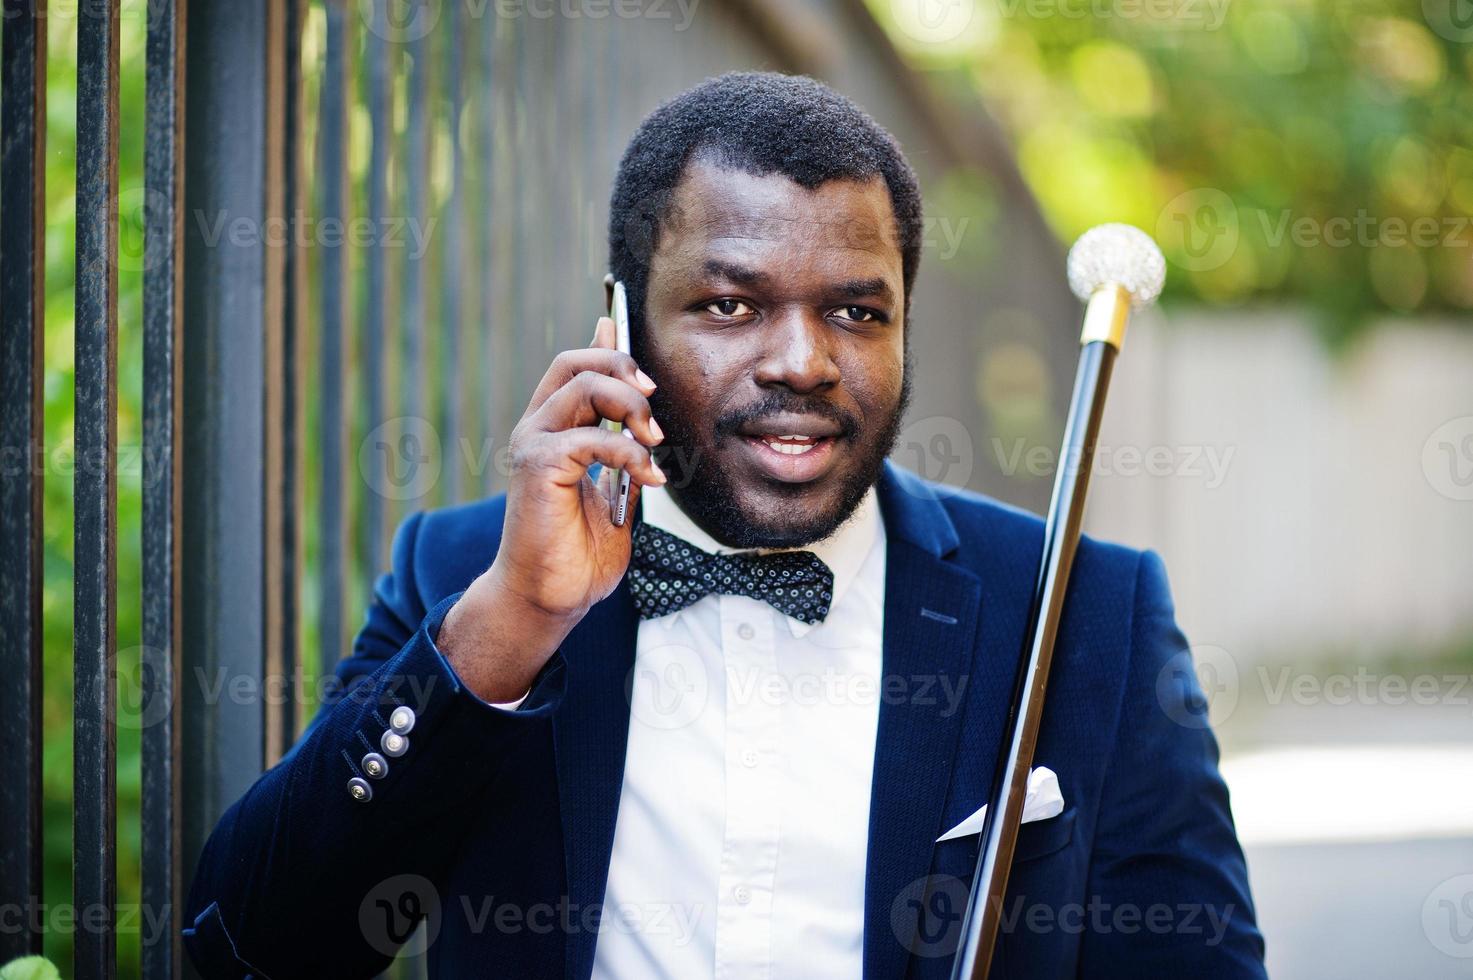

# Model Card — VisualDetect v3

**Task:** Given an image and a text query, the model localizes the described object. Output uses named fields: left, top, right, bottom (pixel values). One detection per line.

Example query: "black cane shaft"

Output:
left=951, top=339, right=1118, bottom=980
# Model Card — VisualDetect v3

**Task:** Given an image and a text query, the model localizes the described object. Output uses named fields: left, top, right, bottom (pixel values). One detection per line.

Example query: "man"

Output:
left=184, top=72, right=1265, bottom=978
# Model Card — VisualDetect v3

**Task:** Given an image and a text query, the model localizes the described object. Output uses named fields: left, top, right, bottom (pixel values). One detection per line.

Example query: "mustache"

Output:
left=713, top=392, right=861, bottom=440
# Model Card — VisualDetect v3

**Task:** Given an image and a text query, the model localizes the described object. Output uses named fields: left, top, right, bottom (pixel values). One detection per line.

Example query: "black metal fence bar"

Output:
left=402, top=18, right=428, bottom=464
left=260, top=0, right=290, bottom=768
left=317, top=0, right=348, bottom=676
left=141, top=0, right=185, bottom=975
left=440, top=5, right=464, bottom=504
left=509, top=21, right=528, bottom=408
left=363, top=0, right=389, bottom=584
left=0, top=0, right=46, bottom=960
left=181, top=0, right=276, bottom=917
left=277, top=0, right=305, bottom=752
left=477, top=10, right=496, bottom=495
left=75, top=0, right=121, bottom=976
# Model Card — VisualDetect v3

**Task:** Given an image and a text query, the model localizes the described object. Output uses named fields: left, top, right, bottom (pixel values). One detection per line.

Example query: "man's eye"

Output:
left=834, top=306, right=878, bottom=323
left=705, top=299, right=752, bottom=317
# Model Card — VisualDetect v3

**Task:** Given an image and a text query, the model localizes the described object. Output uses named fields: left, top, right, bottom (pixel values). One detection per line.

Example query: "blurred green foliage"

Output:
left=874, top=0, right=1473, bottom=342
left=0, top=957, right=63, bottom=980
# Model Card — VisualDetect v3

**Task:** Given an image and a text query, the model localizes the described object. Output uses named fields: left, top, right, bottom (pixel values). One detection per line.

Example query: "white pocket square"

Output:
left=936, top=767, right=1065, bottom=843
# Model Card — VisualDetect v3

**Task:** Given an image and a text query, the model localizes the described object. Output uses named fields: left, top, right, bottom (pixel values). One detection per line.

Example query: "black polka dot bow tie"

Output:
left=628, top=523, right=835, bottom=625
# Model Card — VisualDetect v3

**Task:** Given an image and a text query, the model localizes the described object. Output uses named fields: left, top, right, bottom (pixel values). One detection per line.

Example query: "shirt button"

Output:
left=380, top=730, right=409, bottom=758
left=362, top=752, right=389, bottom=779
left=347, top=777, right=373, bottom=803
left=740, top=748, right=760, bottom=768
left=736, top=623, right=755, bottom=641
left=389, top=705, right=416, bottom=735
left=733, top=885, right=752, bottom=905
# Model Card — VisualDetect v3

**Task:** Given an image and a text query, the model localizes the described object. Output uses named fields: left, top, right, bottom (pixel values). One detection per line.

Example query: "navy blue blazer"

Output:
left=184, top=462, right=1266, bottom=978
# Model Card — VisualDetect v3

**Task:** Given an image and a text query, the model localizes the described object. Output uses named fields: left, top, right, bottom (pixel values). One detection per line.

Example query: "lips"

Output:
left=731, top=415, right=846, bottom=484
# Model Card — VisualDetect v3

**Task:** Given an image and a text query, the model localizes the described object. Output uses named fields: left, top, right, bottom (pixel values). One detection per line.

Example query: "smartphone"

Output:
left=605, top=281, right=634, bottom=526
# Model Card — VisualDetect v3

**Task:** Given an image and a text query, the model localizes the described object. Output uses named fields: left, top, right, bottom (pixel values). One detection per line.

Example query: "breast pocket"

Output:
left=1011, top=806, right=1076, bottom=863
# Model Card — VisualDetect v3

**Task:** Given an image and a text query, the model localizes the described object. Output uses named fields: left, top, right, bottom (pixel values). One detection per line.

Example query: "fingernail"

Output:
left=635, top=369, right=656, bottom=390
left=649, top=417, right=665, bottom=442
left=652, top=461, right=668, bottom=484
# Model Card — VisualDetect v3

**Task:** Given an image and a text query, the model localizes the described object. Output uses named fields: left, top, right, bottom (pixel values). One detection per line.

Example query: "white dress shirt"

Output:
left=590, top=485, right=888, bottom=980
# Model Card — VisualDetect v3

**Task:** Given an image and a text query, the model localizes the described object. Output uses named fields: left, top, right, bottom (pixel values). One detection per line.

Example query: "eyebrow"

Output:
left=701, top=259, right=769, bottom=286
left=832, top=277, right=894, bottom=303
left=700, top=260, right=895, bottom=305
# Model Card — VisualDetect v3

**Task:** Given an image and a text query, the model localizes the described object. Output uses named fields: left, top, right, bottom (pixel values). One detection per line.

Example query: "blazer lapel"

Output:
left=864, top=465, right=986, bottom=979
left=552, top=579, right=638, bottom=979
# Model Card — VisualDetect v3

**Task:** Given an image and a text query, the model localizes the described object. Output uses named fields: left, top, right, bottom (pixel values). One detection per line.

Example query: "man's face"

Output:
left=636, top=158, right=910, bottom=549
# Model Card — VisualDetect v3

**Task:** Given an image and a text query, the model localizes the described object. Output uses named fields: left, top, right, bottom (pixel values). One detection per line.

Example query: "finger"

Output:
left=524, top=427, right=666, bottom=488
left=524, top=344, right=655, bottom=417
left=531, top=371, right=663, bottom=446
left=592, top=315, right=615, bottom=350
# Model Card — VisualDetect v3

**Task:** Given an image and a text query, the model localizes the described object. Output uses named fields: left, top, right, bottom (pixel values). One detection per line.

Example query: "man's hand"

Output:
left=439, top=317, right=665, bottom=702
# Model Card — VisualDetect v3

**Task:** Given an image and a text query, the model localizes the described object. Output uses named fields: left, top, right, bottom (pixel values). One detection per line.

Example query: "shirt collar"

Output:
left=638, top=483, right=883, bottom=637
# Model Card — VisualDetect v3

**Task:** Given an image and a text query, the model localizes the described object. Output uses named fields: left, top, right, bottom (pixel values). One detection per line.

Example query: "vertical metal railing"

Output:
left=141, top=0, right=186, bottom=975
left=260, top=0, right=290, bottom=767
left=180, top=0, right=278, bottom=920
left=317, top=0, right=349, bottom=676
left=75, top=1, right=121, bottom=975
left=261, top=0, right=292, bottom=767
left=0, top=0, right=46, bottom=961
left=402, top=12, right=429, bottom=485
left=277, top=0, right=306, bottom=752
left=363, top=0, right=390, bottom=587
left=439, top=4, right=464, bottom=505
left=476, top=9, right=498, bottom=495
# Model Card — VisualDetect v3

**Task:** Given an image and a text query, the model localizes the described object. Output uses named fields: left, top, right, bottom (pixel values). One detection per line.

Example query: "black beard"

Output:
left=649, top=351, right=912, bottom=550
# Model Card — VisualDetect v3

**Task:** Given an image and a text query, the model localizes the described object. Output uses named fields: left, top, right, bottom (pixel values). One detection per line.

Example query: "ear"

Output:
left=602, top=273, right=615, bottom=314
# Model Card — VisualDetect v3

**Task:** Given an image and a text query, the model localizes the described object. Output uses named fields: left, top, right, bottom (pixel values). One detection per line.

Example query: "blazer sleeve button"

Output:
left=348, top=777, right=373, bottom=803
left=362, top=752, right=389, bottom=779
left=380, top=729, right=409, bottom=758
left=389, top=705, right=417, bottom=735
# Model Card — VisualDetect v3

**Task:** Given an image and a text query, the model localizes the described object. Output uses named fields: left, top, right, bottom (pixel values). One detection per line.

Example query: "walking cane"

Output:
left=949, top=224, right=1166, bottom=979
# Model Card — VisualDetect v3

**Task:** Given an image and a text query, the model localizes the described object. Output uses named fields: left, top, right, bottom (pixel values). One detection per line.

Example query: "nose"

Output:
left=752, top=309, right=841, bottom=394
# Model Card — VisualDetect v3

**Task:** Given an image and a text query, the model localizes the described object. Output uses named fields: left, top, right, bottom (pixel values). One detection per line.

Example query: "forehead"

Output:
left=652, top=159, right=903, bottom=287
